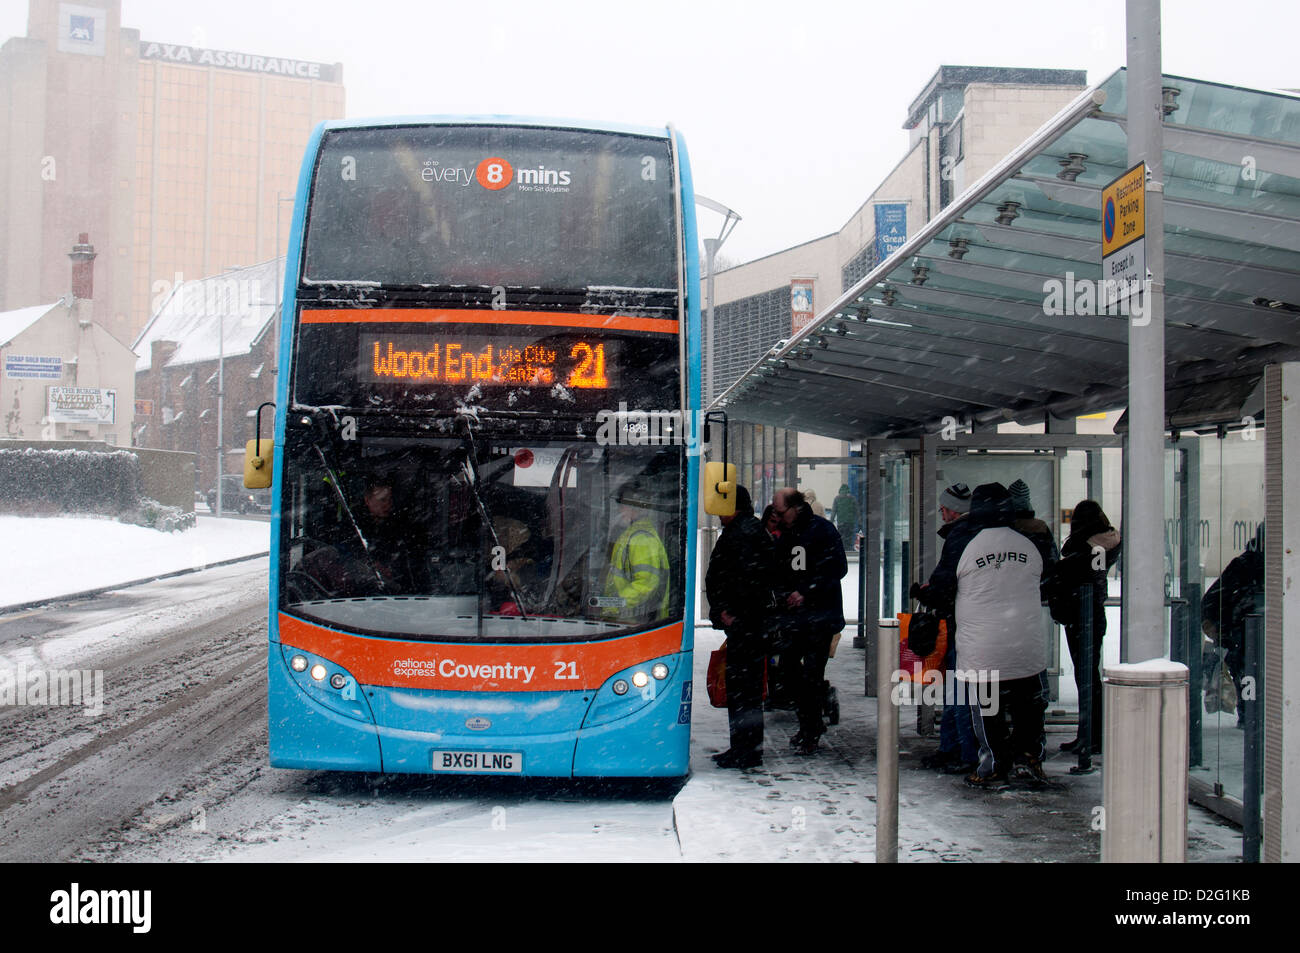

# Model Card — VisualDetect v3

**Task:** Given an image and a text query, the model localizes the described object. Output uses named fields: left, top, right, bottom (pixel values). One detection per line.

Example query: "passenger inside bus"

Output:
left=295, top=473, right=430, bottom=597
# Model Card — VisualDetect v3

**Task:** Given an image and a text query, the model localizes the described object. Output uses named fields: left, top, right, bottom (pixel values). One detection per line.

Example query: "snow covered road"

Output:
left=0, top=556, right=1242, bottom=863
left=0, top=561, right=269, bottom=861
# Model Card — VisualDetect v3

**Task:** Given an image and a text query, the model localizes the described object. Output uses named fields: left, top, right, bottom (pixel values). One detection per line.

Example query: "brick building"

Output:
left=133, top=257, right=280, bottom=494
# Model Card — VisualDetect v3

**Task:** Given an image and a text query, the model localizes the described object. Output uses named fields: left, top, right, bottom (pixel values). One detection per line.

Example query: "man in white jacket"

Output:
left=915, top=482, right=1050, bottom=788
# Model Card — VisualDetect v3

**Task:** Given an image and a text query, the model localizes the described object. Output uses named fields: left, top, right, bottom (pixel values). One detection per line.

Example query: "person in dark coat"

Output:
left=771, top=487, right=847, bottom=754
left=1201, top=523, right=1264, bottom=724
left=920, top=483, right=980, bottom=774
left=1009, top=479, right=1059, bottom=570
left=706, top=485, right=776, bottom=768
left=1048, top=500, right=1121, bottom=753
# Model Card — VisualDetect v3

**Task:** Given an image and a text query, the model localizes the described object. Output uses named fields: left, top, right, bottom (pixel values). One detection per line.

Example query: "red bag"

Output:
left=707, top=641, right=728, bottom=708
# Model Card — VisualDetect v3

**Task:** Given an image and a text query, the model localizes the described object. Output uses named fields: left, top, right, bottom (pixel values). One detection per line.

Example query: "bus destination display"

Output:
left=360, top=333, right=616, bottom=390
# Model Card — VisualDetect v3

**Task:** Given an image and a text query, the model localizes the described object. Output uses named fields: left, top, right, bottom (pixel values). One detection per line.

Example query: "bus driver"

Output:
left=602, top=481, right=671, bottom=625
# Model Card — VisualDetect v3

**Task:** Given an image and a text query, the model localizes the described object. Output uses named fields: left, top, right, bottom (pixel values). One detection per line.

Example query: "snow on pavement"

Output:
left=0, top=514, right=269, bottom=610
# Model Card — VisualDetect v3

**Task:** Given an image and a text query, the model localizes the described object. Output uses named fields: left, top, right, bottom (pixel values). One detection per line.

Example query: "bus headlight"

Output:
left=290, top=655, right=308, bottom=672
left=330, top=673, right=347, bottom=690
left=612, top=679, right=629, bottom=695
left=632, top=671, right=649, bottom=689
left=310, top=664, right=327, bottom=681
left=652, top=663, right=669, bottom=680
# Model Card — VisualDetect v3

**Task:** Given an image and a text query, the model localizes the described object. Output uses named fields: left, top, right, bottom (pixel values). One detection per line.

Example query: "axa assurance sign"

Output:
left=1101, top=161, right=1146, bottom=309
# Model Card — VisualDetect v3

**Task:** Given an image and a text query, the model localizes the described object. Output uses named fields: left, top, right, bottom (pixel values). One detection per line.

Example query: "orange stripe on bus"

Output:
left=300, top=308, right=678, bottom=335
left=278, top=613, right=685, bottom=693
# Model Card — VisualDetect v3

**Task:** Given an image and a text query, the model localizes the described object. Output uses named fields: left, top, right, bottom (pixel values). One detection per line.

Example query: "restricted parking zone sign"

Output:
left=1101, top=161, right=1146, bottom=311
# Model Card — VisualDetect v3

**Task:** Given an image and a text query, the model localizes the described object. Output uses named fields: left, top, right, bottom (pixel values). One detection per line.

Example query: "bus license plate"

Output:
left=431, top=750, right=523, bottom=774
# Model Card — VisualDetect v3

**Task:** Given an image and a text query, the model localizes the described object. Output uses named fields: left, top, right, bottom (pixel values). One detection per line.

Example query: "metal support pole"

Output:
left=1243, top=612, right=1263, bottom=863
left=856, top=464, right=867, bottom=650
left=864, top=443, right=883, bottom=692
left=1122, top=0, right=1167, bottom=664
left=1186, top=582, right=1203, bottom=768
left=876, top=618, right=899, bottom=863
left=704, top=238, right=717, bottom=406
left=216, top=309, right=224, bottom=518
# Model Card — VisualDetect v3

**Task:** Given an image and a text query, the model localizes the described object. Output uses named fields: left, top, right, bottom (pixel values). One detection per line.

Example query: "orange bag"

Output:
left=896, top=612, right=948, bottom=681
left=706, top=639, right=768, bottom=707
left=707, top=640, right=728, bottom=707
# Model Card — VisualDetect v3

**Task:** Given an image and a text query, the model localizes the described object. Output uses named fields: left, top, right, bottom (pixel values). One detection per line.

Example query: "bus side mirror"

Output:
left=703, top=462, right=736, bottom=517
left=244, top=438, right=274, bottom=489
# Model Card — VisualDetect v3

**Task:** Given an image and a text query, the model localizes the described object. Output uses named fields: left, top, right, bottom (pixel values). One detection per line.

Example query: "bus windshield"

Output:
left=278, top=428, right=686, bottom=643
left=302, top=124, right=678, bottom=291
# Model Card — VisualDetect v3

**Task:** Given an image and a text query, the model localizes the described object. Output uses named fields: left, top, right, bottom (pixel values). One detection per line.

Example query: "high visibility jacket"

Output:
left=603, top=518, right=671, bottom=622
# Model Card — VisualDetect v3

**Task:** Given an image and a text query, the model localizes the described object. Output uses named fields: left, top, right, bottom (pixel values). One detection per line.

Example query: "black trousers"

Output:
left=1065, top=618, right=1105, bottom=747
left=724, top=621, right=767, bottom=755
left=793, top=628, right=834, bottom=740
left=968, top=672, right=1048, bottom=777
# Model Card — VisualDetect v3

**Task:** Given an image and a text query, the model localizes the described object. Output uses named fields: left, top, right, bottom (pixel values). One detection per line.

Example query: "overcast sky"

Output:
left=5, top=0, right=1297, bottom=263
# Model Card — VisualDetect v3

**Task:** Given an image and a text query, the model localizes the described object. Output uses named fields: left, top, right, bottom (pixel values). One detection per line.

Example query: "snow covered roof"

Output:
left=0, top=302, right=63, bottom=347
left=133, top=259, right=284, bottom=372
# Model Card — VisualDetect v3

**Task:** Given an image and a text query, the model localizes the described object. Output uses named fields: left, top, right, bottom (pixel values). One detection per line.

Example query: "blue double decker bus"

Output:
left=254, top=118, right=702, bottom=777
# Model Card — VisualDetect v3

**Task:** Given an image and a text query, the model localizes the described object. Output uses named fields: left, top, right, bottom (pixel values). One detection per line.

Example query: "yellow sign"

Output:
left=1101, top=162, right=1146, bottom=257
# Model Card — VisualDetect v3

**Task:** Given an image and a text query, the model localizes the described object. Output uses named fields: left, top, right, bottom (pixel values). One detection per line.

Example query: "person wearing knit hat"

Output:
left=939, top=482, right=971, bottom=519
left=1009, top=479, right=1058, bottom=568
left=922, top=482, right=978, bottom=772
left=1008, top=479, right=1033, bottom=517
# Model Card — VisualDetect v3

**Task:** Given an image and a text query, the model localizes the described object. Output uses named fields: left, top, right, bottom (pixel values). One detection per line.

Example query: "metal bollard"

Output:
left=1101, top=660, right=1189, bottom=862
left=1243, top=613, right=1263, bottom=863
left=876, top=618, right=899, bottom=863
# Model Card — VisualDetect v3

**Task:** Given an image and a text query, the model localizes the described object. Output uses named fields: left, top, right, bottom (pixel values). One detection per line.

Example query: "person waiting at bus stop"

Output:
left=1200, top=523, right=1263, bottom=726
left=915, top=482, right=1050, bottom=788
left=917, top=482, right=980, bottom=775
left=771, top=487, right=847, bottom=755
left=706, top=485, right=776, bottom=769
left=602, top=481, right=671, bottom=625
left=1047, top=500, right=1120, bottom=754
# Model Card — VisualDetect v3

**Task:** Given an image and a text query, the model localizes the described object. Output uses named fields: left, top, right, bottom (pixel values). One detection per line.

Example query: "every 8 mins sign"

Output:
left=1101, top=161, right=1146, bottom=308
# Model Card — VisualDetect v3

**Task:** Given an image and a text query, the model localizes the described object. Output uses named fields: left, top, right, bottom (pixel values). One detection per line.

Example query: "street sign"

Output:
left=1101, top=161, right=1146, bottom=309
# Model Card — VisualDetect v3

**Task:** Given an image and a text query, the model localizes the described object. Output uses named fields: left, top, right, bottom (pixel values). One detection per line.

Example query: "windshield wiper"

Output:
left=310, top=442, right=391, bottom=594
left=456, top=415, right=530, bottom=624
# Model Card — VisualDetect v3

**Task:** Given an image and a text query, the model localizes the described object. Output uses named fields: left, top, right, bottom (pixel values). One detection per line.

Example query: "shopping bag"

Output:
left=707, top=640, right=728, bottom=708
left=897, top=612, right=948, bottom=681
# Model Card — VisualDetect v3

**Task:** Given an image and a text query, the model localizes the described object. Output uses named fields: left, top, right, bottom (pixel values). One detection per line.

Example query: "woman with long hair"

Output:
left=1052, top=500, right=1121, bottom=753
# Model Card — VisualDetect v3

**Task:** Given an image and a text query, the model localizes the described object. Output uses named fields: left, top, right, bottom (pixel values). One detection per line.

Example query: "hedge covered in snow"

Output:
left=0, top=447, right=194, bottom=531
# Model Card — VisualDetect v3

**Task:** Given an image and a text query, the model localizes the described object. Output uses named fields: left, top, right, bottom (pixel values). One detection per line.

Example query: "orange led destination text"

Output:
left=368, top=338, right=609, bottom=389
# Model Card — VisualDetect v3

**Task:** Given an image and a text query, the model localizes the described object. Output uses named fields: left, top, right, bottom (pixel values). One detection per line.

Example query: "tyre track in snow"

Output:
left=0, top=570, right=269, bottom=861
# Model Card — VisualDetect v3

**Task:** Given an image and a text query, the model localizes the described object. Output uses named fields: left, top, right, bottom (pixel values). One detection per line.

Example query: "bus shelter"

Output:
left=710, top=69, right=1300, bottom=860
